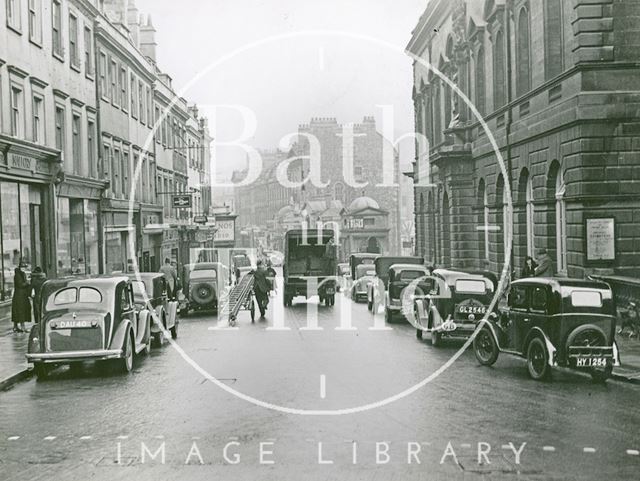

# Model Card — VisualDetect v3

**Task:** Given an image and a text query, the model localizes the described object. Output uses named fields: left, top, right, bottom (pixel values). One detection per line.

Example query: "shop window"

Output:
left=105, top=231, right=127, bottom=273
left=58, top=198, right=99, bottom=275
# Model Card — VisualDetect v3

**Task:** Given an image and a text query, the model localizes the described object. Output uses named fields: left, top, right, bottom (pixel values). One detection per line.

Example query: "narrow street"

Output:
left=1, top=279, right=638, bottom=481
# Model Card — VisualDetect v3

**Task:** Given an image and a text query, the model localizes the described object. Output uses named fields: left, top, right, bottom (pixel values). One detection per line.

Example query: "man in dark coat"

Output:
left=253, top=261, right=272, bottom=318
left=11, top=262, right=31, bottom=333
left=534, top=249, right=554, bottom=277
left=30, top=267, right=47, bottom=323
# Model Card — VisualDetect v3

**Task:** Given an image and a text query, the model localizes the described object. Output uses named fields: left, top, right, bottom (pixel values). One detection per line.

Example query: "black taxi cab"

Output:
left=473, top=277, right=620, bottom=382
left=414, top=269, right=495, bottom=346
left=128, top=272, right=179, bottom=345
left=367, top=256, right=423, bottom=313
left=384, top=264, right=432, bottom=323
left=26, top=276, right=152, bottom=379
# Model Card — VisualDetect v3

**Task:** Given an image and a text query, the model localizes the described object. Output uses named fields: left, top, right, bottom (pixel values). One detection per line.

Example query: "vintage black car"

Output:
left=26, top=276, right=152, bottom=378
left=414, top=269, right=495, bottom=346
left=350, top=264, right=377, bottom=302
left=181, top=262, right=224, bottom=315
left=128, top=272, right=178, bottom=344
left=384, top=264, right=432, bottom=323
left=367, top=256, right=424, bottom=313
left=473, top=277, right=620, bottom=382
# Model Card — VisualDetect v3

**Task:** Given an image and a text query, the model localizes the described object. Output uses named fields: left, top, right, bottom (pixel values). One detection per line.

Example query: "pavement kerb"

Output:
left=0, top=367, right=33, bottom=391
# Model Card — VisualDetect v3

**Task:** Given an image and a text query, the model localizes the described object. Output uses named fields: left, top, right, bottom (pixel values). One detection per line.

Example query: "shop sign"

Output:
left=214, top=219, right=235, bottom=243
left=172, top=194, right=192, bottom=208
left=349, top=218, right=364, bottom=229
left=193, top=215, right=208, bottom=224
left=585, top=217, right=616, bottom=263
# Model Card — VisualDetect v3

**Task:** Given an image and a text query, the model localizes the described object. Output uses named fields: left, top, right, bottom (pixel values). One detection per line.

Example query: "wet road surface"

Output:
left=1, top=282, right=639, bottom=480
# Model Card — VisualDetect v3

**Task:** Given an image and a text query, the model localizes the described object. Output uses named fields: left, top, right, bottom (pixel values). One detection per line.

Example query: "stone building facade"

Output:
left=408, top=0, right=640, bottom=278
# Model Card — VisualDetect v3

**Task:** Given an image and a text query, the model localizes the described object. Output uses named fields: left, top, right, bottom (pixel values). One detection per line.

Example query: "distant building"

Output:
left=407, top=0, right=640, bottom=277
left=341, top=196, right=390, bottom=258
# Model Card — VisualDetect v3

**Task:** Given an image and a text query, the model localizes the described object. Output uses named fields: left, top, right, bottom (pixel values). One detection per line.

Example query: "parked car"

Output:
left=367, top=256, right=423, bottom=313
left=26, top=276, right=152, bottom=379
left=473, top=277, right=620, bottom=382
left=181, top=262, right=224, bottom=315
left=128, top=272, right=178, bottom=344
left=336, top=263, right=349, bottom=292
left=350, top=264, right=377, bottom=302
left=414, top=269, right=495, bottom=346
left=384, top=264, right=432, bottom=323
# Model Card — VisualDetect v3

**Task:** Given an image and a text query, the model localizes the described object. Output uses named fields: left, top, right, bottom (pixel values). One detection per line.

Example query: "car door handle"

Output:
left=523, top=318, right=530, bottom=322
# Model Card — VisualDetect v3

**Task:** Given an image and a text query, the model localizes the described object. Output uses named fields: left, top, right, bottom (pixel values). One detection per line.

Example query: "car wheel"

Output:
left=416, top=328, right=423, bottom=340
left=527, top=337, right=551, bottom=381
left=170, top=322, right=178, bottom=339
left=144, top=317, right=152, bottom=355
left=385, top=308, right=393, bottom=324
left=34, top=362, right=49, bottom=381
left=431, top=330, right=441, bottom=347
left=474, top=328, right=499, bottom=366
left=119, top=331, right=134, bottom=374
left=590, top=364, right=612, bottom=383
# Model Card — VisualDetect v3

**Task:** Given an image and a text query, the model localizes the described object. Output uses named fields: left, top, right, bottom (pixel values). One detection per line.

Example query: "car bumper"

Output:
left=26, top=349, right=123, bottom=364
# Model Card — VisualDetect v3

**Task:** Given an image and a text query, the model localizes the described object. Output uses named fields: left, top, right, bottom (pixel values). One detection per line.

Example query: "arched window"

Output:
left=496, top=174, right=508, bottom=260
left=544, top=0, right=564, bottom=80
left=516, top=7, right=531, bottom=97
left=555, top=168, right=567, bottom=274
left=526, top=174, right=534, bottom=256
left=475, top=46, right=486, bottom=116
left=493, top=29, right=506, bottom=109
left=334, top=182, right=344, bottom=204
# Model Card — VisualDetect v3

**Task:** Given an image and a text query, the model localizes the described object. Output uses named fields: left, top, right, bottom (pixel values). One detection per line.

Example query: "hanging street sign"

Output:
left=193, top=215, right=208, bottom=224
left=172, top=194, right=192, bottom=208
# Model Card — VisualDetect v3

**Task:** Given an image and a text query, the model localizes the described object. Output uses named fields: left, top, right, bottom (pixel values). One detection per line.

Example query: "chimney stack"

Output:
left=139, top=14, right=157, bottom=62
left=126, top=0, right=140, bottom=47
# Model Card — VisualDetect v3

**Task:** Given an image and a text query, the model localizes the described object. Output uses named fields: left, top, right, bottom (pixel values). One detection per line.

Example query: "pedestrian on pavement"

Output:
left=30, top=267, right=47, bottom=324
left=11, top=261, right=31, bottom=333
left=253, top=260, right=272, bottom=319
left=266, top=260, right=277, bottom=297
left=159, top=258, right=178, bottom=300
left=521, top=256, right=537, bottom=278
left=534, top=248, right=554, bottom=277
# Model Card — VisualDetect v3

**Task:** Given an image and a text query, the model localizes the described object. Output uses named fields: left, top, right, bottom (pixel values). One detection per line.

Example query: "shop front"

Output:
left=0, top=137, right=59, bottom=314
left=101, top=203, right=139, bottom=274
left=141, top=210, right=164, bottom=272
left=56, top=176, right=105, bottom=276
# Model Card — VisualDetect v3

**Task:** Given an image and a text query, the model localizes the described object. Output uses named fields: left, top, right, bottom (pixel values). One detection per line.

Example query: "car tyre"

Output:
left=416, top=328, right=423, bottom=340
left=119, top=331, right=134, bottom=374
left=34, top=362, right=49, bottom=381
left=527, top=337, right=551, bottom=381
left=473, top=328, right=499, bottom=366
left=590, top=364, right=612, bottom=383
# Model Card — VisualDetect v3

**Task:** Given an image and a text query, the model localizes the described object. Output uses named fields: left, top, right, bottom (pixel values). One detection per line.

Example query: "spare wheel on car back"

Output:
left=193, top=282, right=215, bottom=304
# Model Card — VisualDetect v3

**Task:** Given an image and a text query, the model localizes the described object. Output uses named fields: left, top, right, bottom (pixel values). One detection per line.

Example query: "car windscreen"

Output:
left=52, top=287, right=103, bottom=305
left=570, top=290, right=602, bottom=308
left=190, top=270, right=217, bottom=280
left=398, top=270, right=425, bottom=281
left=455, top=279, right=487, bottom=294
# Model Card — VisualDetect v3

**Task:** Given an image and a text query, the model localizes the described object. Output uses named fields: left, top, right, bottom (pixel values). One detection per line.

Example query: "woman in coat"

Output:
left=11, top=262, right=32, bottom=333
left=521, top=256, right=538, bottom=278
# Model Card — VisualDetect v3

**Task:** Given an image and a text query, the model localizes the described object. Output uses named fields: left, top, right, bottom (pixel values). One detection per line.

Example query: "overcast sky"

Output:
left=137, top=0, right=428, bottom=179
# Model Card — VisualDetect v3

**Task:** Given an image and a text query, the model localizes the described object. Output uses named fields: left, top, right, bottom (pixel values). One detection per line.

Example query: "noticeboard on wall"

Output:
left=585, top=217, right=616, bottom=264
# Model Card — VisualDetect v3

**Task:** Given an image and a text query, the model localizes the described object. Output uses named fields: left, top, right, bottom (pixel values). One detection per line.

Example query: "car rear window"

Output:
left=399, top=270, right=425, bottom=281
left=53, top=287, right=102, bottom=305
left=455, top=279, right=486, bottom=293
left=191, top=270, right=217, bottom=280
left=571, top=290, right=602, bottom=308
